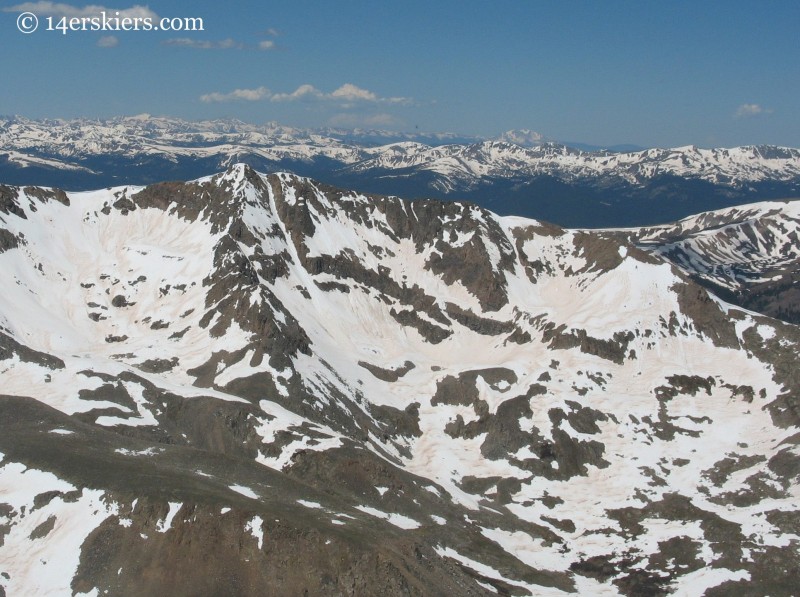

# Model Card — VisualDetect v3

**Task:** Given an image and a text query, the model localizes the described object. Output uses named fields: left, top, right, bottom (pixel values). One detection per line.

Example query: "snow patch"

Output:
left=156, top=502, right=182, bottom=533
left=354, top=505, right=420, bottom=530
left=245, top=515, right=264, bottom=550
left=229, top=484, right=259, bottom=500
left=297, top=499, right=322, bottom=509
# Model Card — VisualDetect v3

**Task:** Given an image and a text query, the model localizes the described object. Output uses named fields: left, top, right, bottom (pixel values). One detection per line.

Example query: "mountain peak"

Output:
left=1, top=171, right=800, bottom=594
left=494, top=129, right=548, bottom=147
left=222, top=161, right=258, bottom=182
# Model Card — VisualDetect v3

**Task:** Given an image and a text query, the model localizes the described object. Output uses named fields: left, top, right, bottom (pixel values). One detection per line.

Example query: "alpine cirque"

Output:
left=1, top=165, right=799, bottom=595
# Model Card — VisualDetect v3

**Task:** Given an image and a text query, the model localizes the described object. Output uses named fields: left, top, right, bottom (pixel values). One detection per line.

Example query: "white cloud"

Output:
left=270, top=84, right=323, bottom=102
left=330, top=83, right=378, bottom=102
left=164, top=37, right=276, bottom=51
left=263, top=27, right=280, bottom=37
left=735, top=103, right=772, bottom=119
left=200, top=86, right=271, bottom=103
left=3, top=1, right=157, bottom=19
left=199, top=82, right=413, bottom=107
left=331, top=83, right=411, bottom=105
left=271, top=83, right=411, bottom=105
left=164, top=38, right=241, bottom=50
left=96, top=34, right=118, bottom=47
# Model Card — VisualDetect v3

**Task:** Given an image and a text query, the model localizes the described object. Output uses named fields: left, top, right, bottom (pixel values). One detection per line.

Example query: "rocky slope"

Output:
left=1, top=166, right=799, bottom=596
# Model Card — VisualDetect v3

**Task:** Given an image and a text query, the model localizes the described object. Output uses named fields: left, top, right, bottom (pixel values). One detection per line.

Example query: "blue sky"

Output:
left=1, top=0, right=798, bottom=148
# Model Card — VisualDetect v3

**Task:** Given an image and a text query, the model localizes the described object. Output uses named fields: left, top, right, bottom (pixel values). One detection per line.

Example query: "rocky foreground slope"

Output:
left=0, top=166, right=799, bottom=596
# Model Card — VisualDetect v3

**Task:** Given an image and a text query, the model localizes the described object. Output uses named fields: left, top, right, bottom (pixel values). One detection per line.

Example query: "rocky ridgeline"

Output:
left=0, top=165, right=799, bottom=596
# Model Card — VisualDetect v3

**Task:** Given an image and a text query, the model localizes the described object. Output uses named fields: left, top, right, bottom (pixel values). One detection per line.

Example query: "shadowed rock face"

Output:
left=0, top=165, right=799, bottom=596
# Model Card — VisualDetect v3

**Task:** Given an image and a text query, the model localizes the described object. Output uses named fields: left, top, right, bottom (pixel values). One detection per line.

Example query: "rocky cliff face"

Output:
left=1, top=166, right=799, bottom=596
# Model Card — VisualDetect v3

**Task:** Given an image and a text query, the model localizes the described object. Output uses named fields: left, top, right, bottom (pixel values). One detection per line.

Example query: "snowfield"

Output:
left=1, top=165, right=798, bottom=596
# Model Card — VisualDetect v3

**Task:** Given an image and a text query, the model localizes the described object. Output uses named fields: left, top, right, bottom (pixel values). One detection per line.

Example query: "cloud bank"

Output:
left=200, top=83, right=411, bottom=105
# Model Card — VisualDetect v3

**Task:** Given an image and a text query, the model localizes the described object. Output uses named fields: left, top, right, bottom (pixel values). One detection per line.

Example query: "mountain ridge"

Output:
left=1, top=166, right=799, bottom=595
left=3, top=116, right=800, bottom=228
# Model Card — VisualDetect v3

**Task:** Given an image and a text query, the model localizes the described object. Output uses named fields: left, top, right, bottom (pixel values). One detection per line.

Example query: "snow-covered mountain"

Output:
left=494, top=129, right=549, bottom=147
left=2, top=115, right=799, bottom=227
left=626, top=200, right=800, bottom=324
left=1, top=166, right=799, bottom=595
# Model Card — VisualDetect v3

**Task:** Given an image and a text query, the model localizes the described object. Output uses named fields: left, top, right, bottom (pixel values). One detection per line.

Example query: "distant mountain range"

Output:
left=2, top=166, right=799, bottom=595
left=1, top=115, right=799, bottom=227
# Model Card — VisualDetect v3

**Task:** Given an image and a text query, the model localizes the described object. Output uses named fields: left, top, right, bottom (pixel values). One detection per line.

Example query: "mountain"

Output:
left=2, top=116, right=800, bottom=228
left=620, top=201, right=800, bottom=325
left=561, top=142, right=647, bottom=153
left=1, top=166, right=799, bottom=596
left=493, top=130, right=549, bottom=147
